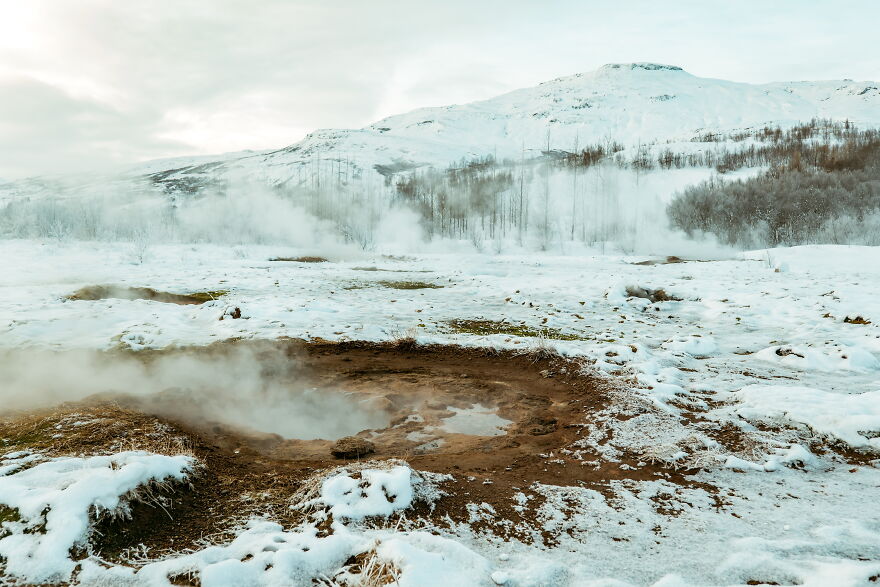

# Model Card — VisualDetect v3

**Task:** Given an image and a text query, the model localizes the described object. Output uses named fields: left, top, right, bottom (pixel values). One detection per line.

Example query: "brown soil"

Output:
left=0, top=340, right=711, bottom=561
left=66, top=285, right=226, bottom=305
left=631, top=256, right=687, bottom=266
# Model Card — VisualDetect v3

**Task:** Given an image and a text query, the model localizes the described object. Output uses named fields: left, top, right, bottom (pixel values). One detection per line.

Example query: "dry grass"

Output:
left=378, top=280, right=443, bottom=290
left=269, top=256, right=328, bottom=263
left=446, top=319, right=588, bottom=341
left=95, top=473, right=195, bottom=528
left=351, top=266, right=431, bottom=274
left=0, top=402, right=194, bottom=459
left=389, top=327, right=420, bottom=351
left=0, top=505, right=20, bottom=527
left=514, top=331, right=561, bottom=362
left=340, top=547, right=402, bottom=586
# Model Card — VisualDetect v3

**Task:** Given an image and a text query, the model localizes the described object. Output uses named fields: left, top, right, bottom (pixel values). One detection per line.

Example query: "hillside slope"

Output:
left=138, top=62, right=880, bottom=190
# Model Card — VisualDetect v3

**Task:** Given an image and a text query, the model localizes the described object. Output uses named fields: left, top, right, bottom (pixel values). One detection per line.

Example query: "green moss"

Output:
left=445, top=319, right=589, bottom=341
left=378, top=280, right=444, bottom=290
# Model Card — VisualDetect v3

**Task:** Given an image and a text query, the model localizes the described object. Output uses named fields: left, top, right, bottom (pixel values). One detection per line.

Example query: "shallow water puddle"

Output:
left=438, top=403, right=513, bottom=436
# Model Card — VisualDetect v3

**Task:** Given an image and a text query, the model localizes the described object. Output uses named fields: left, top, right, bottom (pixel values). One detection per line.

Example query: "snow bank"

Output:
left=375, top=531, right=494, bottom=587
left=721, top=443, right=816, bottom=472
left=755, top=344, right=880, bottom=372
left=321, top=465, right=414, bottom=520
left=661, top=335, right=718, bottom=358
left=0, top=451, right=194, bottom=584
left=77, top=464, right=532, bottom=586
left=735, top=385, right=880, bottom=449
left=78, top=520, right=364, bottom=587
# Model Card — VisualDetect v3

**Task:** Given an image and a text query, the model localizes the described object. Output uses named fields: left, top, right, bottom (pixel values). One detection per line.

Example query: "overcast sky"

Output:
left=1, top=0, right=878, bottom=179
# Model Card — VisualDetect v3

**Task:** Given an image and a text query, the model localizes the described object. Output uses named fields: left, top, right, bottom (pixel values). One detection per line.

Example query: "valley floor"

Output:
left=1, top=239, right=879, bottom=586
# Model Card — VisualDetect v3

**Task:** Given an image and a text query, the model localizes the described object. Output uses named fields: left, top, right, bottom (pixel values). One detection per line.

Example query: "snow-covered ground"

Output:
left=2, top=239, right=880, bottom=585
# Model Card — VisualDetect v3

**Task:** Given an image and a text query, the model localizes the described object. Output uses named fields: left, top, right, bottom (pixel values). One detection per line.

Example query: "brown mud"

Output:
left=1, top=340, right=711, bottom=562
left=66, top=285, right=227, bottom=305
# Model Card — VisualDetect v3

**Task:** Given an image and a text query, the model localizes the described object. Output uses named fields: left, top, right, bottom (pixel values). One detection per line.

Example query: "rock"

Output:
left=520, top=416, right=558, bottom=436
left=331, top=436, right=375, bottom=459
left=625, top=285, right=681, bottom=303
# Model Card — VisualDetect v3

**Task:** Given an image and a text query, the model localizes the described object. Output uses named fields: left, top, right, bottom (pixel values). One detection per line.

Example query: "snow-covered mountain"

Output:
left=3, top=62, right=879, bottom=203
left=124, top=62, right=880, bottom=190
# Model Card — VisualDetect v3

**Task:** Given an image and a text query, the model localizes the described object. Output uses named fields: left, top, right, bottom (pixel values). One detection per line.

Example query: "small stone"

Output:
left=330, top=436, right=375, bottom=459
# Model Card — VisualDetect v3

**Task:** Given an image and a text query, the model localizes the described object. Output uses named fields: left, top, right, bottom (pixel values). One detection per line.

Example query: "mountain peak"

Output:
left=599, top=62, right=685, bottom=73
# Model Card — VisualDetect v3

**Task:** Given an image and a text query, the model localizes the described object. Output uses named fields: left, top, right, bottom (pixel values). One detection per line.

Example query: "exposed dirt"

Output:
left=377, top=280, right=443, bottom=289
left=66, top=285, right=227, bottom=305
left=444, top=318, right=589, bottom=340
left=624, top=285, right=682, bottom=303
left=631, top=255, right=687, bottom=266
left=0, top=340, right=711, bottom=561
left=268, top=256, right=328, bottom=263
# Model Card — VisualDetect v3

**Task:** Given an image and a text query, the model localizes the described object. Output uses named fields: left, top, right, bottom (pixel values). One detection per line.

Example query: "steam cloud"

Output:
left=0, top=345, right=389, bottom=440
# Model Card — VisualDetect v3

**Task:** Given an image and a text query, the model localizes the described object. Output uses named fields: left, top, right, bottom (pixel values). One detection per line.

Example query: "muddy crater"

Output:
left=107, top=340, right=580, bottom=462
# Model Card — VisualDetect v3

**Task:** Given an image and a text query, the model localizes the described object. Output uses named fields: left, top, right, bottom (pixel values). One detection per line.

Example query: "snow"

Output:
left=661, top=334, right=718, bottom=357
left=734, top=385, right=880, bottom=449
left=5, top=64, right=880, bottom=204
left=2, top=241, right=880, bottom=585
left=224, top=63, right=880, bottom=188
left=320, top=466, right=413, bottom=520
left=2, top=59, right=880, bottom=586
left=0, top=451, right=194, bottom=584
left=70, top=464, right=529, bottom=586
left=754, top=343, right=880, bottom=372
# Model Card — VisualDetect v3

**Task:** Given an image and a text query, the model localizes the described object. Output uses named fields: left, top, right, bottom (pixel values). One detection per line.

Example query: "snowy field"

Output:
left=2, top=239, right=880, bottom=586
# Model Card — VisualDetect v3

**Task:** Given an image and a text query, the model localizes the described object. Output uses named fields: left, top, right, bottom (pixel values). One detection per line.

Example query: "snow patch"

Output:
left=734, top=385, right=880, bottom=449
left=320, top=466, right=413, bottom=520
left=438, top=404, right=512, bottom=436
left=0, top=451, right=194, bottom=584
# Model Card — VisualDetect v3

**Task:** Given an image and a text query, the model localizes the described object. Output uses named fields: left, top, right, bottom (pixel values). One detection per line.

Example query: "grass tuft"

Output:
left=67, top=286, right=228, bottom=305
left=0, top=505, right=20, bottom=525
left=269, top=256, right=328, bottom=263
left=445, top=319, right=587, bottom=341
left=378, top=280, right=443, bottom=290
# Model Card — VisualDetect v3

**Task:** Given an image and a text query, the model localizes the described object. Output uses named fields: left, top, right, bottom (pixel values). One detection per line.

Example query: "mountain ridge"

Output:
left=160, top=62, right=880, bottom=188
left=5, top=63, right=880, bottom=194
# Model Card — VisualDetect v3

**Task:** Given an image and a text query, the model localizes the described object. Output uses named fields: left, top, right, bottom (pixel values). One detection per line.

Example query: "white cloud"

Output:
left=0, top=0, right=878, bottom=178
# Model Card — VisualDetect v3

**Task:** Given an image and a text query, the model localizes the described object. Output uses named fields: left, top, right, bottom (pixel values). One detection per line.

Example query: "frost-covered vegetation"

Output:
left=2, top=120, right=880, bottom=253
left=667, top=121, right=880, bottom=247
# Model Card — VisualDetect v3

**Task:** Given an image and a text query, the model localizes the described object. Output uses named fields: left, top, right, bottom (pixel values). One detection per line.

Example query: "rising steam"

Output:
left=0, top=344, right=389, bottom=440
